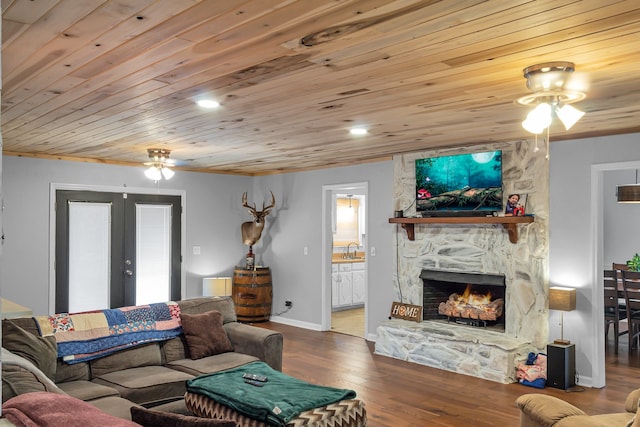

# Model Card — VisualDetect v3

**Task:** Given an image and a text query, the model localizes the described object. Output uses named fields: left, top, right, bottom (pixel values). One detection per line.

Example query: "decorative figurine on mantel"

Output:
left=240, top=191, right=275, bottom=269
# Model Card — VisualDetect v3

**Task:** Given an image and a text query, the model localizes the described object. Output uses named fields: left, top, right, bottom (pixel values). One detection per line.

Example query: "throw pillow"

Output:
left=2, top=320, right=57, bottom=381
left=131, top=406, right=236, bottom=427
left=180, top=310, right=234, bottom=360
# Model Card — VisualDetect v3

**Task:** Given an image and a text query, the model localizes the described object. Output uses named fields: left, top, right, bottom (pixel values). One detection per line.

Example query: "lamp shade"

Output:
left=145, top=166, right=162, bottom=181
left=617, top=184, right=640, bottom=203
left=202, top=277, right=232, bottom=297
left=549, top=286, right=576, bottom=311
left=556, top=104, right=585, bottom=130
left=524, top=103, right=552, bottom=133
left=161, top=167, right=175, bottom=180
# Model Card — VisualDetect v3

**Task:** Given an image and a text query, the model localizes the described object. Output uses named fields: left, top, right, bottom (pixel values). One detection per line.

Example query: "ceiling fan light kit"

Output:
left=144, top=148, right=175, bottom=181
left=516, top=61, right=587, bottom=158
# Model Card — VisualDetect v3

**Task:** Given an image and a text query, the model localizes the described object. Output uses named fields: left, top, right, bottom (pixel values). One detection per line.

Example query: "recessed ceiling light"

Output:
left=196, top=99, right=220, bottom=109
left=349, top=127, right=368, bottom=136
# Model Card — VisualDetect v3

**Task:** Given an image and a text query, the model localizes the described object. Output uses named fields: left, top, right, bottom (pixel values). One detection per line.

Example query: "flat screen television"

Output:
left=415, top=150, right=503, bottom=213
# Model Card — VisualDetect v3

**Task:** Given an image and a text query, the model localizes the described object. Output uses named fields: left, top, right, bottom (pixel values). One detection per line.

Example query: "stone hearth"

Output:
left=375, top=319, right=529, bottom=383
left=375, top=140, right=549, bottom=384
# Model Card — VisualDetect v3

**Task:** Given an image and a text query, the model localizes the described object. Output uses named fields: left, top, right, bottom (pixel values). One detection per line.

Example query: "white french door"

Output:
left=55, top=190, right=182, bottom=312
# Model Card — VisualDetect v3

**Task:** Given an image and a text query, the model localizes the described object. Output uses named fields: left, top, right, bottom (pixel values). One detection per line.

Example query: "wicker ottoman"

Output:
left=185, top=391, right=367, bottom=427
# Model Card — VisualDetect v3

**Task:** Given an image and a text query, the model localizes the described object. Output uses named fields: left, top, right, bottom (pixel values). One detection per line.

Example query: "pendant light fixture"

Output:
left=617, top=170, right=640, bottom=203
left=144, top=148, right=175, bottom=181
left=516, top=62, right=587, bottom=158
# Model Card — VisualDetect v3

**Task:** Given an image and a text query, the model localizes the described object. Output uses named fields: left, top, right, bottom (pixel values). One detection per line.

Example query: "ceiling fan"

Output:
left=516, top=61, right=590, bottom=157
left=143, top=148, right=176, bottom=181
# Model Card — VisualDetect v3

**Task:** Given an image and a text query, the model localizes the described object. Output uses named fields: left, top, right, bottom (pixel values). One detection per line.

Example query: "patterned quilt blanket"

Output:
left=34, top=302, right=182, bottom=364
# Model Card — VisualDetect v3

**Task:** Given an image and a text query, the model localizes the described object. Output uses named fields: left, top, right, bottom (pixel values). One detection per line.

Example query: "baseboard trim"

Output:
left=269, top=316, right=322, bottom=331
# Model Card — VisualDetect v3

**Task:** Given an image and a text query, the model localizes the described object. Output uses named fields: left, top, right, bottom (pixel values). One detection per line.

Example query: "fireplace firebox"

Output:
left=421, top=269, right=506, bottom=332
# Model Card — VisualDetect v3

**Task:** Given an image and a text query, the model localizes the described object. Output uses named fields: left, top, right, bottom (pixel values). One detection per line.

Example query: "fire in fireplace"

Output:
left=421, top=269, right=506, bottom=332
left=438, top=284, right=504, bottom=325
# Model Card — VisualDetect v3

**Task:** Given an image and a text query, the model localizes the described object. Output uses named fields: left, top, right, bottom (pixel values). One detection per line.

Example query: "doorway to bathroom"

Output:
left=321, top=182, right=367, bottom=338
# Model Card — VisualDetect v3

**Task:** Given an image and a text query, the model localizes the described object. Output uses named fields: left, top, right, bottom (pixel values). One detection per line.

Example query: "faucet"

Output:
left=345, top=242, right=359, bottom=259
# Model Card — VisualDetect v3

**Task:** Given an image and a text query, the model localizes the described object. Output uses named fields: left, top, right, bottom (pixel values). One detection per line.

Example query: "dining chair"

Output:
left=621, top=270, right=640, bottom=354
left=613, top=262, right=630, bottom=287
left=604, top=269, right=628, bottom=354
left=613, top=262, right=630, bottom=271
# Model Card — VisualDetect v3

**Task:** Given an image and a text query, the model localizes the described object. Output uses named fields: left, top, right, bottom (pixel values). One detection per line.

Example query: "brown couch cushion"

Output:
left=55, top=358, right=91, bottom=383
left=92, top=365, right=194, bottom=404
left=2, top=320, right=57, bottom=381
left=90, top=342, right=162, bottom=377
left=2, top=365, right=49, bottom=402
left=178, top=297, right=237, bottom=323
left=181, top=311, right=234, bottom=360
left=57, top=380, right=120, bottom=401
left=166, top=352, right=258, bottom=377
left=131, top=406, right=236, bottom=426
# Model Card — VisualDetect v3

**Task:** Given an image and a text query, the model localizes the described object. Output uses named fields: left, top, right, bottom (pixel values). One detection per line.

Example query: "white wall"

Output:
left=549, top=132, right=640, bottom=387
left=0, top=156, right=252, bottom=315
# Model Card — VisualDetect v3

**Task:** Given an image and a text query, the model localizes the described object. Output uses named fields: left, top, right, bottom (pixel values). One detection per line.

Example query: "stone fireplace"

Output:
left=374, top=140, right=549, bottom=384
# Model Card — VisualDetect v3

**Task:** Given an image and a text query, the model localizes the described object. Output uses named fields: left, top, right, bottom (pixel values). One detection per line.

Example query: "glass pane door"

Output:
left=56, top=190, right=181, bottom=312
left=68, top=202, right=111, bottom=312
left=135, top=204, right=172, bottom=305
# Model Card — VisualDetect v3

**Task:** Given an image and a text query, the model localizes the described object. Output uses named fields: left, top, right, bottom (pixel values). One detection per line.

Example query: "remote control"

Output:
left=243, top=373, right=268, bottom=382
left=244, top=378, right=264, bottom=387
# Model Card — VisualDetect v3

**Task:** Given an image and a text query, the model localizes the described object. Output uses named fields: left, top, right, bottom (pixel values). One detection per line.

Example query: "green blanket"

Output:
left=186, top=361, right=356, bottom=426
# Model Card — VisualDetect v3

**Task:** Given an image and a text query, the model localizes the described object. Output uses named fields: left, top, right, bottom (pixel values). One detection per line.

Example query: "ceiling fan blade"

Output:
left=566, top=71, right=590, bottom=93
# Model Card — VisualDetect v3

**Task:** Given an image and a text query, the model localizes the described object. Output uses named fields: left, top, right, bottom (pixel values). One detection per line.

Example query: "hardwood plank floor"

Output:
left=253, top=322, right=640, bottom=426
left=331, top=307, right=364, bottom=337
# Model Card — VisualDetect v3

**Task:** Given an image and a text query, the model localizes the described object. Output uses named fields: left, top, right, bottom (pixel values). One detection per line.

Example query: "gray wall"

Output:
left=603, top=169, right=640, bottom=266
left=550, top=132, right=640, bottom=387
left=256, top=162, right=394, bottom=337
left=0, top=156, right=394, bottom=339
left=2, top=131, right=639, bottom=385
left=0, top=156, right=252, bottom=315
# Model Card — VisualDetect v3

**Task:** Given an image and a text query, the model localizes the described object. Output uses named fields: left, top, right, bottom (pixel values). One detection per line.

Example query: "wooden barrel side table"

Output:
left=232, top=267, right=272, bottom=323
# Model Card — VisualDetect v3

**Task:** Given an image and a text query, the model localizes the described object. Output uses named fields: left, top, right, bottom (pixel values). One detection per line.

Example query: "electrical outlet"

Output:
left=285, top=300, right=292, bottom=307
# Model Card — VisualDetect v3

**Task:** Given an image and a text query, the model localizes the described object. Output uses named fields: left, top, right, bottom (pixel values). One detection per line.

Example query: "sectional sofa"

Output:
left=1, top=296, right=283, bottom=420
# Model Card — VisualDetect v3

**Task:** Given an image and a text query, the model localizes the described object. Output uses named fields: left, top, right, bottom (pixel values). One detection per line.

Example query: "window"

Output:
left=333, top=197, right=359, bottom=246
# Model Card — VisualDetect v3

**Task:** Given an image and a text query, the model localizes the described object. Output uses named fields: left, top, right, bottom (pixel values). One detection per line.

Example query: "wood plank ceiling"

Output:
left=2, top=0, right=640, bottom=175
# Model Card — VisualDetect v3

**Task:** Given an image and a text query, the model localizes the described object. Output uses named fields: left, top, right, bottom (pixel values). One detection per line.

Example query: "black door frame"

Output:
left=54, top=187, right=183, bottom=312
left=123, top=193, right=182, bottom=304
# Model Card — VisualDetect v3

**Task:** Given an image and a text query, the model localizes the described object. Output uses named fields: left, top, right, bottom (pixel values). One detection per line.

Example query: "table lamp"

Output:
left=549, top=286, right=577, bottom=345
left=202, top=277, right=232, bottom=297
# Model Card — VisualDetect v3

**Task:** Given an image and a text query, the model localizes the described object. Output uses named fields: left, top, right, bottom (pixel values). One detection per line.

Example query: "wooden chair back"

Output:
left=613, top=262, right=629, bottom=283
left=605, top=269, right=628, bottom=354
left=613, top=262, right=630, bottom=271
left=622, top=270, right=640, bottom=311
left=622, top=270, right=640, bottom=354
left=604, top=269, right=621, bottom=313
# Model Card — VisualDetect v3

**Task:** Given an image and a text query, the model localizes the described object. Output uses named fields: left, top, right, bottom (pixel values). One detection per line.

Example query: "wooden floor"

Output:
left=253, top=321, right=640, bottom=427
left=331, top=307, right=364, bottom=337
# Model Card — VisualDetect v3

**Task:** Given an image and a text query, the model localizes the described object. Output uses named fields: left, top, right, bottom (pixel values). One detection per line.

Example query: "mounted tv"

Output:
left=415, top=150, right=503, bottom=214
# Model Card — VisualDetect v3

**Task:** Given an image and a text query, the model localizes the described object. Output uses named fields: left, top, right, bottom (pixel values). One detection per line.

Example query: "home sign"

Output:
left=390, top=301, right=422, bottom=322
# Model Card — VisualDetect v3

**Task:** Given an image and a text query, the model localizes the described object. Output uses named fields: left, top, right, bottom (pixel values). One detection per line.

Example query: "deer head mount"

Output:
left=241, top=191, right=275, bottom=246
